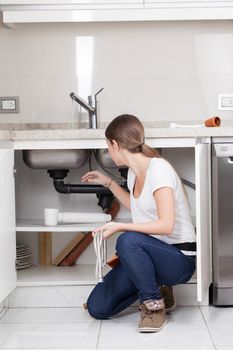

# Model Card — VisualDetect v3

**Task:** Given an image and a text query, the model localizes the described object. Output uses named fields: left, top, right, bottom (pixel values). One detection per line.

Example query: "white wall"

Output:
left=0, top=20, right=233, bottom=124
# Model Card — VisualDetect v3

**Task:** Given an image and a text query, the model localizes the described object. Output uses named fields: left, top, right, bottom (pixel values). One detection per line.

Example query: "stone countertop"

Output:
left=0, top=129, right=10, bottom=140
left=0, top=121, right=233, bottom=140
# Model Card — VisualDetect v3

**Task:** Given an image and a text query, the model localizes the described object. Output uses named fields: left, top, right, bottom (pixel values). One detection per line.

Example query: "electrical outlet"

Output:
left=0, top=96, right=19, bottom=113
left=218, top=94, right=233, bottom=111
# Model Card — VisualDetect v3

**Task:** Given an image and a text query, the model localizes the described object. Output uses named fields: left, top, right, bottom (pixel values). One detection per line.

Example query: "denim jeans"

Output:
left=87, top=231, right=196, bottom=319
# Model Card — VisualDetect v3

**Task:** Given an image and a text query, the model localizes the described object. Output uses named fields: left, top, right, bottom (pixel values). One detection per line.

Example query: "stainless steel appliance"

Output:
left=212, top=138, right=233, bottom=305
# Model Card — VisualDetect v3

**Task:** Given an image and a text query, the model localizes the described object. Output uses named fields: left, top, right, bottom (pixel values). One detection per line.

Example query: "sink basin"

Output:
left=23, top=149, right=90, bottom=169
left=95, top=149, right=116, bottom=169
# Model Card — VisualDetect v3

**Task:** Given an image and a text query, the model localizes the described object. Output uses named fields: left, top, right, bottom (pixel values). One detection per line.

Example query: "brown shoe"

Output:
left=138, top=299, right=167, bottom=333
left=160, top=285, right=176, bottom=312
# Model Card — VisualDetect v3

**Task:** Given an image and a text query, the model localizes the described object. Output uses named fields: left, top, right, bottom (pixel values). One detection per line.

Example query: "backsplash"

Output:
left=0, top=20, right=232, bottom=124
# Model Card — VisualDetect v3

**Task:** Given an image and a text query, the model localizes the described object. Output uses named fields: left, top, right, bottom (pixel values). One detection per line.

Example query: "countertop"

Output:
left=0, top=121, right=233, bottom=141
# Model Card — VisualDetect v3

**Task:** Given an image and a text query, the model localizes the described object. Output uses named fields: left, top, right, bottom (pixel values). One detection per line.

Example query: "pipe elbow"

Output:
left=53, top=180, right=70, bottom=194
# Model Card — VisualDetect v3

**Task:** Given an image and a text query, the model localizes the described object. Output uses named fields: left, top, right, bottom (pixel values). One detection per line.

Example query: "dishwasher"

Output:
left=212, top=137, right=233, bottom=305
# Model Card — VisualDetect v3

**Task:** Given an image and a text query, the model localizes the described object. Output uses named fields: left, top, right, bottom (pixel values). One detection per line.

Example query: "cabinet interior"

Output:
left=14, top=147, right=196, bottom=286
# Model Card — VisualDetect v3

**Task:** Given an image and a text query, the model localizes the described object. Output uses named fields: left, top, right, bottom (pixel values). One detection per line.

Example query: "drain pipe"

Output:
left=47, top=169, right=112, bottom=195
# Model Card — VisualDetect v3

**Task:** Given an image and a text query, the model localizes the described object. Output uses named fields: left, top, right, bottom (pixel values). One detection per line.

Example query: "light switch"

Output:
left=218, top=94, right=233, bottom=111
left=2, top=99, right=16, bottom=110
left=222, top=96, right=233, bottom=108
left=0, top=96, right=19, bottom=113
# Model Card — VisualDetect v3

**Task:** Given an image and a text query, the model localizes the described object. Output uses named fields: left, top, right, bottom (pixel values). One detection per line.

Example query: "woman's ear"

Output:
left=111, top=139, right=120, bottom=151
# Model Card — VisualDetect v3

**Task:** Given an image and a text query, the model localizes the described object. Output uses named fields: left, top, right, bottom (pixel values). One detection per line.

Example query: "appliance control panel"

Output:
left=213, top=143, right=233, bottom=157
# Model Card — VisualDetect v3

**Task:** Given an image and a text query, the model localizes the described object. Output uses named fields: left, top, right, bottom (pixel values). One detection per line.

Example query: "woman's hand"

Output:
left=81, top=170, right=111, bottom=188
left=92, top=222, right=123, bottom=240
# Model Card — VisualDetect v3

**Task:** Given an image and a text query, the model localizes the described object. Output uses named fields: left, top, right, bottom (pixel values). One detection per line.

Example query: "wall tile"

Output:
left=0, top=21, right=232, bottom=123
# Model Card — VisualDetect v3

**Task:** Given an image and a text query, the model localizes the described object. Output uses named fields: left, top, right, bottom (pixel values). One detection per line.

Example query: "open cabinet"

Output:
left=9, top=136, right=212, bottom=306
left=0, top=142, right=17, bottom=304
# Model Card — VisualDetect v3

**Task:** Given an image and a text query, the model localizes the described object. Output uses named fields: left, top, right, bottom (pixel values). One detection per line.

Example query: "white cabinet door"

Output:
left=145, top=0, right=233, bottom=6
left=0, top=0, right=142, bottom=3
left=0, top=145, right=16, bottom=303
left=0, top=0, right=143, bottom=24
left=195, top=140, right=212, bottom=303
left=144, top=0, right=233, bottom=21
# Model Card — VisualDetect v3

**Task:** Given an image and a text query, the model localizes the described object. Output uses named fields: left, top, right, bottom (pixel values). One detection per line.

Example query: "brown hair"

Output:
left=105, top=114, right=160, bottom=158
left=106, top=114, right=189, bottom=203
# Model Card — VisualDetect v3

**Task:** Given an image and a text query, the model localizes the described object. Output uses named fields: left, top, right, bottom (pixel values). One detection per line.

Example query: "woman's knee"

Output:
left=116, top=231, right=135, bottom=253
left=116, top=231, right=143, bottom=255
left=87, top=296, right=109, bottom=320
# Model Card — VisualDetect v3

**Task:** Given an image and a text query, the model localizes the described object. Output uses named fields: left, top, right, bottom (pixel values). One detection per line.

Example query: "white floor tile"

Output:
left=98, top=322, right=214, bottom=348
left=103, top=306, right=206, bottom=324
left=2, top=306, right=233, bottom=349
left=168, top=306, right=206, bottom=324
left=201, top=306, right=233, bottom=324
left=204, top=323, right=233, bottom=347
left=104, top=307, right=139, bottom=322
left=201, top=306, right=233, bottom=347
left=0, top=307, right=97, bottom=324
left=0, top=323, right=100, bottom=348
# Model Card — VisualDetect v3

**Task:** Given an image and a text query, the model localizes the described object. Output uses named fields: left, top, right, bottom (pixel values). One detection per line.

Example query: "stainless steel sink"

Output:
left=95, top=149, right=117, bottom=169
left=23, top=149, right=90, bottom=169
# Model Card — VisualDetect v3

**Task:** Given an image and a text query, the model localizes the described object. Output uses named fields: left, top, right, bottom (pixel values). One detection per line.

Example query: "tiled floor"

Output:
left=0, top=305, right=233, bottom=349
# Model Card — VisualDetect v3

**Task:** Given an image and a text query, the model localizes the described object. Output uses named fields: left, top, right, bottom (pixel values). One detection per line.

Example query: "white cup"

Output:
left=44, top=208, right=59, bottom=226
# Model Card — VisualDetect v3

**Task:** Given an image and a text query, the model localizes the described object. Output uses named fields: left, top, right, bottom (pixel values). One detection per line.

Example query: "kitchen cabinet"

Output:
left=1, top=0, right=233, bottom=24
left=0, top=142, right=17, bottom=304
left=144, top=1, right=233, bottom=20
left=11, top=136, right=211, bottom=305
left=145, top=0, right=233, bottom=7
left=0, top=0, right=143, bottom=4
left=195, top=141, right=211, bottom=303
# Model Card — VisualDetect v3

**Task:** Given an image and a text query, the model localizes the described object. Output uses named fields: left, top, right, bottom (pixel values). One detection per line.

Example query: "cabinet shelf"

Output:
left=17, top=264, right=197, bottom=287
left=16, top=218, right=130, bottom=232
left=17, top=264, right=104, bottom=287
left=16, top=219, right=105, bottom=233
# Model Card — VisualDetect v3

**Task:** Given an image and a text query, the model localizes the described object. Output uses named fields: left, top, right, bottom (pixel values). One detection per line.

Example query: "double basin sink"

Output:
left=23, top=149, right=115, bottom=169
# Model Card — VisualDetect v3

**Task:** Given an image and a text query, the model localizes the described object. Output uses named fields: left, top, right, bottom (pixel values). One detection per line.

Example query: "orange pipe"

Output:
left=205, top=116, right=221, bottom=127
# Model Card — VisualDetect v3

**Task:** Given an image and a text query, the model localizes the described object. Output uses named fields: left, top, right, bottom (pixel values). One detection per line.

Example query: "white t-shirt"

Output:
left=127, top=157, right=196, bottom=249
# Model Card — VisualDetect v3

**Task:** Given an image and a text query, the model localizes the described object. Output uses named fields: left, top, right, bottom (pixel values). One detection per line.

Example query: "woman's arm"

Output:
left=94, top=187, right=175, bottom=239
left=81, top=171, right=130, bottom=210
left=108, top=179, right=130, bottom=210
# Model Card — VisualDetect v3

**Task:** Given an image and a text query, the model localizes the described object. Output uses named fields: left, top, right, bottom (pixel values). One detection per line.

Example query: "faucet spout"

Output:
left=70, top=92, right=95, bottom=114
left=70, top=88, right=104, bottom=129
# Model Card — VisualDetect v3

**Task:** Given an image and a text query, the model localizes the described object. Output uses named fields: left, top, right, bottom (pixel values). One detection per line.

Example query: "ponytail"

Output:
left=140, top=143, right=160, bottom=158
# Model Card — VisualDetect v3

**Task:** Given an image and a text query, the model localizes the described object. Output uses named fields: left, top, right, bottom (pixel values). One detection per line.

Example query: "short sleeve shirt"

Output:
left=127, top=157, right=196, bottom=246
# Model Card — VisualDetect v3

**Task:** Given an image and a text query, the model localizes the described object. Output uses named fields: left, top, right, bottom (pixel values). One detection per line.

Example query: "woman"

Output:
left=81, top=114, right=196, bottom=333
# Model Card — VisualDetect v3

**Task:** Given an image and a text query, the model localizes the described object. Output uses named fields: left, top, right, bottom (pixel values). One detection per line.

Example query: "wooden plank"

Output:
left=59, top=232, right=93, bottom=266
left=39, top=232, right=52, bottom=266
left=53, top=232, right=85, bottom=266
left=39, top=232, right=46, bottom=266
left=45, top=232, right=52, bottom=266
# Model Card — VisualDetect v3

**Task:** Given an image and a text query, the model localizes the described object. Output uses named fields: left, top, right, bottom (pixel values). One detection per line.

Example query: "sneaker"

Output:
left=138, top=299, right=167, bottom=333
left=160, top=285, right=176, bottom=312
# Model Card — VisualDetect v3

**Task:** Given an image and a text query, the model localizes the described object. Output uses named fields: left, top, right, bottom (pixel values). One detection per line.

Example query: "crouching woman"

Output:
left=81, top=114, right=196, bottom=333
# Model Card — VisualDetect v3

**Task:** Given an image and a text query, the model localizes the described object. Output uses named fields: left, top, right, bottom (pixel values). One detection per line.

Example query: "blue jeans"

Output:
left=87, top=231, right=196, bottom=319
